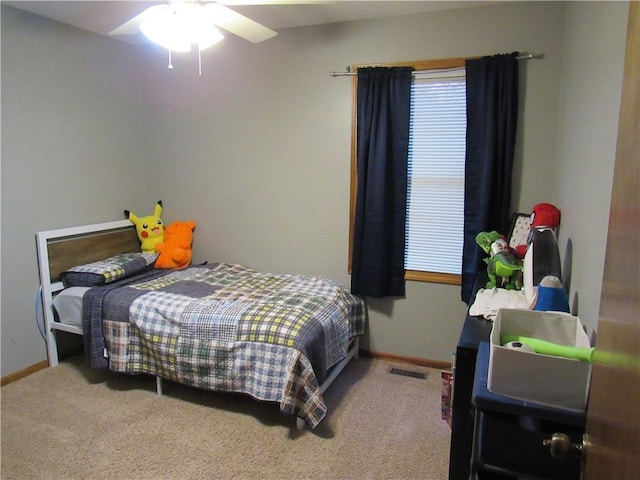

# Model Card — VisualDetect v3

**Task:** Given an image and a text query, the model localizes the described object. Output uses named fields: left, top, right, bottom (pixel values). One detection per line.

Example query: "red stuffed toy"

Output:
left=513, top=203, right=561, bottom=259
left=531, top=203, right=561, bottom=229
left=154, top=221, right=196, bottom=269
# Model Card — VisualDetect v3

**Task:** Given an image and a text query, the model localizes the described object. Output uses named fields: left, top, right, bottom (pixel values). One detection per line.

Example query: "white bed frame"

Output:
left=36, top=219, right=359, bottom=430
left=36, top=220, right=137, bottom=367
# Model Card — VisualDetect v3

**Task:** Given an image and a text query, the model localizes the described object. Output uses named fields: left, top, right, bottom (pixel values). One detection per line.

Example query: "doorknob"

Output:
left=543, top=432, right=586, bottom=460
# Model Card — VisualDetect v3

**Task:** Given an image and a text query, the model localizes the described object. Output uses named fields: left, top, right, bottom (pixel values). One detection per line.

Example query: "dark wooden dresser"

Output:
left=448, top=276, right=586, bottom=480
left=448, top=281, right=494, bottom=480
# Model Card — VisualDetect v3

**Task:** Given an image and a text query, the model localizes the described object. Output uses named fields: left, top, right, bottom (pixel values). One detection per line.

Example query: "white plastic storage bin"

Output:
left=488, top=309, right=592, bottom=411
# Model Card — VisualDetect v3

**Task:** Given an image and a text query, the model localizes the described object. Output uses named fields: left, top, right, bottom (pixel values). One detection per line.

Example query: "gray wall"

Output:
left=1, top=1, right=629, bottom=376
left=1, top=7, right=149, bottom=375
left=554, top=1, right=629, bottom=334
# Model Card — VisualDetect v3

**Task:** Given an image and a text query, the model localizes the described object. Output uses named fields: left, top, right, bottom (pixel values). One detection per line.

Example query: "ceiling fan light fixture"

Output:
left=195, top=25, right=225, bottom=51
left=140, top=3, right=224, bottom=53
left=140, top=21, right=191, bottom=52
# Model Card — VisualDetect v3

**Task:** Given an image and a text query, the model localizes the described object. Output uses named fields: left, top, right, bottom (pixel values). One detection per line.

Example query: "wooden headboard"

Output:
left=36, top=220, right=140, bottom=284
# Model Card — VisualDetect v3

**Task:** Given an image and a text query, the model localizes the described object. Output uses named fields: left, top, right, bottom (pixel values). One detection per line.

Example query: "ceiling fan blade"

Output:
left=108, top=5, right=162, bottom=36
left=204, top=3, right=277, bottom=43
left=219, top=1, right=335, bottom=4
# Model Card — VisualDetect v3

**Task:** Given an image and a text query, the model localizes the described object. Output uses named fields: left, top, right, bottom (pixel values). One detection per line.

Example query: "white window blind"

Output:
left=405, top=70, right=466, bottom=275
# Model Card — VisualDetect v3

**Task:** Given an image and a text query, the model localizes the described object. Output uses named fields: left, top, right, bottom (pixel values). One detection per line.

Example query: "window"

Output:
left=349, top=58, right=466, bottom=285
left=404, top=69, right=466, bottom=284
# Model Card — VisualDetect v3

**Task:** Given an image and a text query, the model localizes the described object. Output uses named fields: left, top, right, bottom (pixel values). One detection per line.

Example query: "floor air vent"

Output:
left=388, top=367, right=427, bottom=380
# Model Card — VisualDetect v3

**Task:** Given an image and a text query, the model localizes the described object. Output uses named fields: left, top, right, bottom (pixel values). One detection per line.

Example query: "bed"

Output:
left=36, top=220, right=366, bottom=429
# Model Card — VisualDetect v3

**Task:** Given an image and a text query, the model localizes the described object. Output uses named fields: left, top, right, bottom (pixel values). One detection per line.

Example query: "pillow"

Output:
left=61, top=252, right=158, bottom=287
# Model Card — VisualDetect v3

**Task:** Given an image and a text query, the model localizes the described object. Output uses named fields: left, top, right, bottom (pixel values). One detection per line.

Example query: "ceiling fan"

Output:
left=108, top=0, right=333, bottom=51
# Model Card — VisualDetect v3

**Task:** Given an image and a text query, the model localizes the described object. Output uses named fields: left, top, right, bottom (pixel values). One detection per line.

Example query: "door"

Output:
left=583, top=2, right=639, bottom=479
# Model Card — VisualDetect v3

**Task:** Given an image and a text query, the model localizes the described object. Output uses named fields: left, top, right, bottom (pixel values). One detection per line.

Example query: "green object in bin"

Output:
left=501, top=335, right=595, bottom=363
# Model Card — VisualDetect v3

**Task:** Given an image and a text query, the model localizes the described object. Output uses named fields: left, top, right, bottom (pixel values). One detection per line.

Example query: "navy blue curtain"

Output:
left=461, top=52, right=519, bottom=304
left=351, top=67, right=412, bottom=298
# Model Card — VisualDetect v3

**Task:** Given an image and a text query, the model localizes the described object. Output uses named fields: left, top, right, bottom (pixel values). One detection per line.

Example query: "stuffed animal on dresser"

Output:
left=154, top=220, right=196, bottom=269
left=124, top=200, right=165, bottom=254
left=476, top=230, right=523, bottom=290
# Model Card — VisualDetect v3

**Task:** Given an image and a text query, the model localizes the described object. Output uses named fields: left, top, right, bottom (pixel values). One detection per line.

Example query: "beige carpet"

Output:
left=1, top=355, right=451, bottom=480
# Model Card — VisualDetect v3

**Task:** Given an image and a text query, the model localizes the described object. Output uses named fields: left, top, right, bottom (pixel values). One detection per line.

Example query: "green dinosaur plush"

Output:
left=475, top=231, right=523, bottom=290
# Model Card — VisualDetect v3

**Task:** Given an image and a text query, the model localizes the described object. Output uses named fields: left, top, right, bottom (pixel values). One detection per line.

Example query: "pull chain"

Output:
left=166, top=48, right=204, bottom=76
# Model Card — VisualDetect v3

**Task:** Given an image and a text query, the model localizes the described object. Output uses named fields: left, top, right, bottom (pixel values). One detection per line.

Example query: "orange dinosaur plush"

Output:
left=154, top=221, right=196, bottom=269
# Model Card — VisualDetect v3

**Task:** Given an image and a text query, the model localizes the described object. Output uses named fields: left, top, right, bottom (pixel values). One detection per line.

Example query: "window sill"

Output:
left=405, top=270, right=461, bottom=286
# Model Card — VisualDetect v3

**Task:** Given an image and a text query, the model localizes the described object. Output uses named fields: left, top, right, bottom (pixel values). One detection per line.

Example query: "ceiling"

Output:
left=4, top=1, right=493, bottom=45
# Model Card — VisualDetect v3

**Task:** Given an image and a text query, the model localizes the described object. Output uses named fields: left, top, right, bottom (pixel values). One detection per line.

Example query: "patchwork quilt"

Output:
left=82, top=263, right=366, bottom=428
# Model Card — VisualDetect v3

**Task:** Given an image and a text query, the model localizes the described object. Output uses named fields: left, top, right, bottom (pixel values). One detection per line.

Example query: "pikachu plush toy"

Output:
left=124, top=200, right=165, bottom=254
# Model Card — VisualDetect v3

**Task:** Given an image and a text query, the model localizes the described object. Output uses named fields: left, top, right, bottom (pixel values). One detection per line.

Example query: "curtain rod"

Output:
left=329, top=53, right=543, bottom=77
